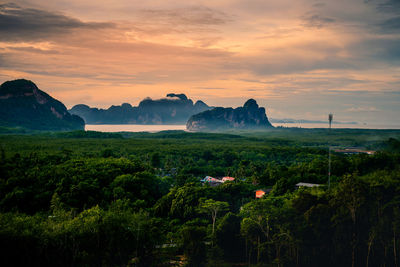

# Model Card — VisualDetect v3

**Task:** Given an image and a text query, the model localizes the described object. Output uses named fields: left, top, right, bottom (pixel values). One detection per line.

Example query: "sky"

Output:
left=0, top=0, right=400, bottom=125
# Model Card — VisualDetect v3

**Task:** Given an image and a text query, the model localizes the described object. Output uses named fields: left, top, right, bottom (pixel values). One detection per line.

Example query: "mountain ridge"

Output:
left=69, top=93, right=212, bottom=124
left=0, top=79, right=84, bottom=131
left=186, top=99, right=273, bottom=131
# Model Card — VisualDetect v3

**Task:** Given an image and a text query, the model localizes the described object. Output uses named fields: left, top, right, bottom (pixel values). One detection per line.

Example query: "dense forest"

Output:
left=1, top=128, right=400, bottom=266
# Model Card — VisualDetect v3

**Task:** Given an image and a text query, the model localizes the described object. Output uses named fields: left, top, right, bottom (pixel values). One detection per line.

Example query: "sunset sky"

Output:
left=1, top=0, right=400, bottom=125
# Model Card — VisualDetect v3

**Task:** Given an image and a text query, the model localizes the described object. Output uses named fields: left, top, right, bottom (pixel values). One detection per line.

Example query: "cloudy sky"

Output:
left=1, top=0, right=400, bottom=125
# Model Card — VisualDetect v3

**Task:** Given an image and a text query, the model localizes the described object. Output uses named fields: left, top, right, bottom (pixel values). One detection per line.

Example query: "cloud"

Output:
left=138, top=6, right=232, bottom=26
left=0, top=0, right=399, bottom=125
left=301, top=13, right=335, bottom=28
left=6, top=46, right=60, bottom=54
left=364, top=0, right=400, bottom=33
left=350, top=37, right=400, bottom=63
left=377, top=0, right=400, bottom=13
left=0, top=3, right=114, bottom=42
left=312, top=3, right=326, bottom=8
left=378, top=16, right=400, bottom=32
left=245, top=52, right=355, bottom=76
left=0, top=52, right=6, bottom=67
left=195, top=86, right=226, bottom=90
left=346, top=106, right=379, bottom=112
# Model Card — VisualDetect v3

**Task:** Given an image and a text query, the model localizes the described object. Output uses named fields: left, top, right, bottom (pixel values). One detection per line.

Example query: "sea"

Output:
left=85, top=123, right=400, bottom=132
left=85, top=124, right=187, bottom=133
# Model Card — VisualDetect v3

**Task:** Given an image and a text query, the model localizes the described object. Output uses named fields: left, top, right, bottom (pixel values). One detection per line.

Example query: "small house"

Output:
left=201, top=176, right=224, bottom=187
left=295, top=182, right=321, bottom=188
left=201, top=176, right=220, bottom=183
left=333, top=148, right=375, bottom=155
left=222, top=176, right=235, bottom=182
left=255, top=188, right=272, bottom=199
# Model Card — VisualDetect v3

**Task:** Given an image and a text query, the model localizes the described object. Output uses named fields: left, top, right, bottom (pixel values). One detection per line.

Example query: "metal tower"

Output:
left=328, top=114, right=333, bottom=188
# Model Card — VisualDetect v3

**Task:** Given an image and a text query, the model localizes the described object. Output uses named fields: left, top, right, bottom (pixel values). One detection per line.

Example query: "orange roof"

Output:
left=255, top=190, right=266, bottom=198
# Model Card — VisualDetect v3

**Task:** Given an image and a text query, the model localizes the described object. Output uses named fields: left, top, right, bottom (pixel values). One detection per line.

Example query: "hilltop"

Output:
left=0, top=79, right=84, bottom=131
left=187, top=99, right=273, bottom=131
left=69, top=93, right=211, bottom=124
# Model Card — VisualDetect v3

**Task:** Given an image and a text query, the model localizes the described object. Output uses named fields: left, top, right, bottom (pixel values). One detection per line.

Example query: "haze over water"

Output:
left=86, top=123, right=400, bottom=132
left=85, top=124, right=187, bottom=133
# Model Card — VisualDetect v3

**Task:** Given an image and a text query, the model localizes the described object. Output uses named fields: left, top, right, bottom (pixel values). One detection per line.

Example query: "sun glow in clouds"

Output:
left=0, top=0, right=399, bottom=125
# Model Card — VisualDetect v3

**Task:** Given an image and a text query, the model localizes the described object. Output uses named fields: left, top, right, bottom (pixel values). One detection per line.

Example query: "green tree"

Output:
left=198, top=199, right=229, bottom=237
left=332, top=174, right=367, bottom=267
left=181, top=226, right=207, bottom=267
left=216, top=212, right=244, bottom=262
left=151, top=152, right=161, bottom=168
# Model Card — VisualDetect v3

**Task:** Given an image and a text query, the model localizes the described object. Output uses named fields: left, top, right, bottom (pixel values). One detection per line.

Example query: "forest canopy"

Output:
left=0, top=129, right=399, bottom=266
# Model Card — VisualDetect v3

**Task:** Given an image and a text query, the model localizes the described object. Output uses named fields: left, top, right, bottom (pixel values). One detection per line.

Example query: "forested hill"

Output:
left=2, top=130, right=399, bottom=266
left=0, top=79, right=84, bottom=131
left=69, top=93, right=211, bottom=124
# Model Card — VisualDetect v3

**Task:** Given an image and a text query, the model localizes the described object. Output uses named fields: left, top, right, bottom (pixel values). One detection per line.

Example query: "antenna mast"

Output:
left=328, top=113, right=333, bottom=188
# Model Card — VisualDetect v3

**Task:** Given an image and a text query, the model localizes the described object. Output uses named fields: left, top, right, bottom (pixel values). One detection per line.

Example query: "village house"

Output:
left=295, top=182, right=321, bottom=188
left=255, top=188, right=272, bottom=198
left=201, top=176, right=236, bottom=186
left=222, top=176, right=235, bottom=182
left=333, top=148, right=375, bottom=155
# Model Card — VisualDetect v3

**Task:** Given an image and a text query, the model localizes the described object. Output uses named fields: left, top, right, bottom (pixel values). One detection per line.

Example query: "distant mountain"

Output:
left=69, top=94, right=211, bottom=124
left=0, top=79, right=84, bottom=131
left=187, top=99, right=273, bottom=131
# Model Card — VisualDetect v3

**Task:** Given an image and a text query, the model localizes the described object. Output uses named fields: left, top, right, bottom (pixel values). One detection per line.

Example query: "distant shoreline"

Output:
left=85, top=123, right=400, bottom=132
left=269, top=119, right=358, bottom=125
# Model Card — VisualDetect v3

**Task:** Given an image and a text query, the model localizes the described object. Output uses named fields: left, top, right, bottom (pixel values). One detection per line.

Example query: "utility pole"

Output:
left=328, top=114, right=333, bottom=189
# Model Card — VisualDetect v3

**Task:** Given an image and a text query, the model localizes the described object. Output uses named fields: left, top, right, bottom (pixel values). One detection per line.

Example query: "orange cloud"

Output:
left=1, top=0, right=400, bottom=125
